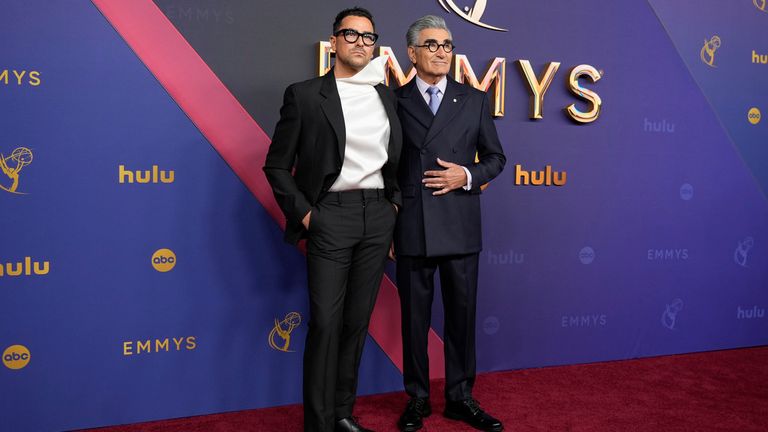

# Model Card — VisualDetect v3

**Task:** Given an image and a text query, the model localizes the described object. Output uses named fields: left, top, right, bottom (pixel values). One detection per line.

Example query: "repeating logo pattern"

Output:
left=737, top=305, right=765, bottom=319
left=3, top=345, right=31, bottom=370
left=0, top=69, right=41, bottom=86
left=661, top=299, right=684, bottom=330
left=118, top=165, right=175, bottom=184
left=0, top=147, right=33, bottom=194
left=269, top=312, right=302, bottom=352
left=579, top=247, right=595, bottom=264
left=123, top=337, right=197, bottom=356
left=151, top=249, right=177, bottom=272
left=0, top=257, right=50, bottom=277
left=643, top=118, right=675, bottom=133
left=680, top=183, right=694, bottom=201
left=734, top=237, right=754, bottom=267
left=437, top=0, right=508, bottom=31
left=483, top=316, right=500, bottom=335
left=700, top=35, right=721, bottom=67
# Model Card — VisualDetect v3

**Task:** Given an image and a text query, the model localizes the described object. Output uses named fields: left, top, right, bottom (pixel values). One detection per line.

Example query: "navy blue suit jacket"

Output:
left=394, top=77, right=506, bottom=257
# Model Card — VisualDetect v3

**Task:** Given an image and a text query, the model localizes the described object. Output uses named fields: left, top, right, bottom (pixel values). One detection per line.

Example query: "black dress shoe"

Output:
left=444, top=398, right=503, bottom=431
left=397, top=397, right=432, bottom=431
left=335, top=416, right=374, bottom=432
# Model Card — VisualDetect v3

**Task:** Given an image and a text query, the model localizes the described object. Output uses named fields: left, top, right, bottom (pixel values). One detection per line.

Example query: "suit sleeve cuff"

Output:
left=294, top=201, right=312, bottom=227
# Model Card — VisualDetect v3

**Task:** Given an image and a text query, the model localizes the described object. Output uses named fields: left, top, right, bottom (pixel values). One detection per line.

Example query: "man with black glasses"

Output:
left=393, top=15, right=506, bottom=432
left=264, top=7, right=401, bottom=432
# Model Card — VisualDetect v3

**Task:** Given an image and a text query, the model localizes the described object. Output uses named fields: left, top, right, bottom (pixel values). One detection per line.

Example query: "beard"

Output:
left=337, top=50, right=371, bottom=72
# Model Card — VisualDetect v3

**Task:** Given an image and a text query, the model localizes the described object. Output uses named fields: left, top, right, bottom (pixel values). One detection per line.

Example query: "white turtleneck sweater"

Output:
left=329, top=56, right=390, bottom=192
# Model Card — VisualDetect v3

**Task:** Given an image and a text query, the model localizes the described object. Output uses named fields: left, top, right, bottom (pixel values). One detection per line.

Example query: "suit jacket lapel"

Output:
left=319, top=70, right=346, bottom=161
left=423, top=77, right=468, bottom=147
left=397, top=79, right=433, bottom=132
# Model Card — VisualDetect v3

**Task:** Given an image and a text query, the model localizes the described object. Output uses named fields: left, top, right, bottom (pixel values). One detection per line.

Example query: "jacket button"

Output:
left=420, top=149, right=427, bottom=155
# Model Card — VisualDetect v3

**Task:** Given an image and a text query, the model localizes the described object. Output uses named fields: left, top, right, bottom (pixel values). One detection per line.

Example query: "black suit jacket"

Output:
left=394, top=77, right=506, bottom=257
left=264, top=70, right=402, bottom=245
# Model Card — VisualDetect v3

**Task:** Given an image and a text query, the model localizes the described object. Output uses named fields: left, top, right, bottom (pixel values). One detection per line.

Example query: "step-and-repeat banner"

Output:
left=2, top=0, right=766, bottom=430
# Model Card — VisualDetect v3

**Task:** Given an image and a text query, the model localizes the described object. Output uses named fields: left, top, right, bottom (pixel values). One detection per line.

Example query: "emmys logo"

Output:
left=755, top=0, right=767, bottom=12
left=748, top=108, right=761, bottom=124
left=561, top=314, right=607, bottom=328
left=661, top=299, right=684, bottom=330
left=734, top=237, right=754, bottom=267
left=0, top=257, right=50, bottom=278
left=123, top=336, right=197, bottom=356
left=319, top=48, right=602, bottom=122
left=162, top=4, right=235, bottom=24
left=1, top=147, right=33, bottom=194
left=437, top=0, right=508, bottom=32
left=151, top=249, right=176, bottom=272
left=700, top=36, right=721, bottom=68
left=647, top=249, right=689, bottom=261
left=269, top=312, right=302, bottom=352
left=0, top=70, right=41, bottom=86
left=3, top=345, right=31, bottom=370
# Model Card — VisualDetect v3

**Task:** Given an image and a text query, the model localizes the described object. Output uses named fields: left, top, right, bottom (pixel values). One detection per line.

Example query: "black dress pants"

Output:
left=303, top=189, right=396, bottom=432
left=396, top=253, right=479, bottom=402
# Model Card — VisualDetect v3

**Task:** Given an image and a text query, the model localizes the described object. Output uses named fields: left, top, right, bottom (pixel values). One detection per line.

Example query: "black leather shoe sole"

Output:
left=443, top=410, right=503, bottom=432
left=399, top=422, right=422, bottom=432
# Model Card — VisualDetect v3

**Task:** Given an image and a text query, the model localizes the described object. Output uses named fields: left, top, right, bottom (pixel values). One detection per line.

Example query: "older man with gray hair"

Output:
left=393, top=14, right=506, bottom=432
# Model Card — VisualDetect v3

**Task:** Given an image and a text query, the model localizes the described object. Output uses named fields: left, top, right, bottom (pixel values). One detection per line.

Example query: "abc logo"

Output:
left=151, top=248, right=176, bottom=272
left=579, top=246, right=595, bottom=264
left=680, top=183, right=694, bottom=201
left=748, top=107, right=761, bottom=125
left=483, top=316, right=500, bottom=335
left=3, top=345, right=31, bottom=370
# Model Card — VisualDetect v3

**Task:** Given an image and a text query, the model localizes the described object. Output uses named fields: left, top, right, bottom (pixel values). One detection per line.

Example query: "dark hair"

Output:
left=333, top=7, right=375, bottom=33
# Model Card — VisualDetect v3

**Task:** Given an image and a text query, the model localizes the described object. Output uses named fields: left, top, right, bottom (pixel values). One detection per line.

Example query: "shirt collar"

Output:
left=415, top=74, right=447, bottom=96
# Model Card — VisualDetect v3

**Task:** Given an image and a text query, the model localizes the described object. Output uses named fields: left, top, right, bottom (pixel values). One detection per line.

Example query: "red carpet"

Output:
left=84, top=347, right=768, bottom=431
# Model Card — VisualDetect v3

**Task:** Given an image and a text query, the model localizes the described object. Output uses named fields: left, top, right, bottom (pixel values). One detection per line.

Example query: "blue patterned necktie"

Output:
left=427, top=86, right=440, bottom=115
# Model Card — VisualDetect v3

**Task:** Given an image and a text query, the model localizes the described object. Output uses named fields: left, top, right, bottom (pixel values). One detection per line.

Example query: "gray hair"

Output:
left=406, top=15, right=452, bottom=47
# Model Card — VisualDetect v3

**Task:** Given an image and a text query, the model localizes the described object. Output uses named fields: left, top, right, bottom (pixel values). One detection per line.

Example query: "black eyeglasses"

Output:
left=334, top=28, right=379, bottom=46
left=414, top=40, right=455, bottom=53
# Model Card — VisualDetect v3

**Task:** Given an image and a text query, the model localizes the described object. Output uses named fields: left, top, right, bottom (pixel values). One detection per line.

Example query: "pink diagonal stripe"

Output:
left=91, top=0, right=445, bottom=379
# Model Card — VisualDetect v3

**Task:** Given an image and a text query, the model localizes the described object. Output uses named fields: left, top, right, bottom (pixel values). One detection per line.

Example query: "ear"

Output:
left=408, top=46, right=417, bottom=65
left=330, top=35, right=337, bottom=52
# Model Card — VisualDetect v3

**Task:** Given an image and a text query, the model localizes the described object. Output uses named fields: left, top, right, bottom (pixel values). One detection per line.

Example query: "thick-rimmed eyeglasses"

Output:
left=414, top=41, right=455, bottom=53
left=334, top=28, right=379, bottom=46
